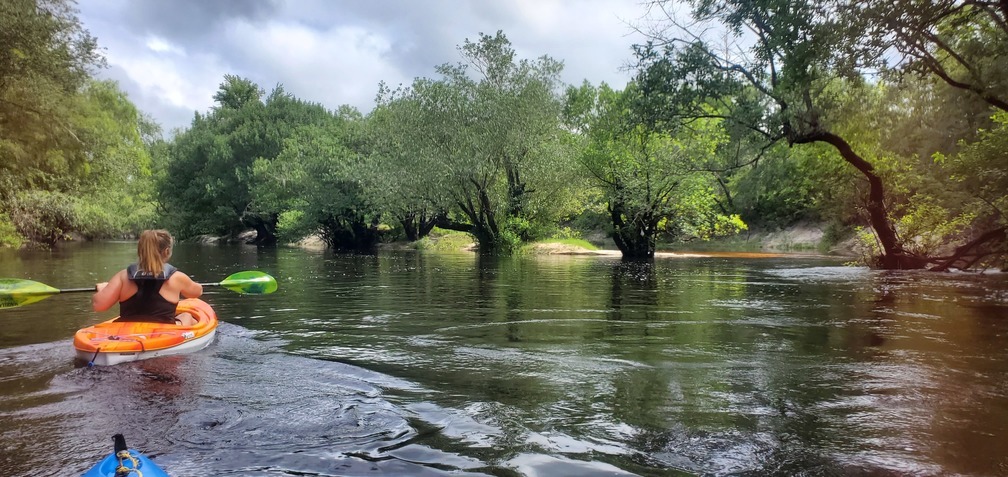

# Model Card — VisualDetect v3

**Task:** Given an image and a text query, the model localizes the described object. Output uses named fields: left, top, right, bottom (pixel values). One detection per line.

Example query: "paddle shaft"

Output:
left=55, top=280, right=238, bottom=293
left=0, top=271, right=276, bottom=310
left=60, top=287, right=99, bottom=293
left=61, top=283, right=222, bottom=292
left=45, top=283, right=226, bottom=293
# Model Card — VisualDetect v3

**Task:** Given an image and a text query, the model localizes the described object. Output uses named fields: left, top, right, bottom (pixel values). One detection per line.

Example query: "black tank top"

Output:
left=117, top=264, right=179, bottom=323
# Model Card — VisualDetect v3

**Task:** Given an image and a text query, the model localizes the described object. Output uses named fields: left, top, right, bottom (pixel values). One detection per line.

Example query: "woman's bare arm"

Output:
left=175, top=272, right=203, bottom=299
left=92, top=271, right=125, bottom=312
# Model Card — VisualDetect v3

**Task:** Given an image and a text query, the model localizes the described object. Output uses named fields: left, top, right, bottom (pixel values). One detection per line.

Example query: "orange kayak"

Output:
left=73, top=298, right=218, bottom=366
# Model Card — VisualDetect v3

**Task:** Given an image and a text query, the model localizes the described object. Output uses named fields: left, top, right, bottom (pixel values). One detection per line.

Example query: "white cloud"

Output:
left=224, top=21, right=406, bottom=111
left=104, top=45, right=225, bottom=112
left=145, top=36, right=184, bottom=55
left=77, top=1, right=650, bottom=132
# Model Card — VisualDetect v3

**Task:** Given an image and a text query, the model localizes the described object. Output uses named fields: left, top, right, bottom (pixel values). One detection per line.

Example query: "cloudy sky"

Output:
left=76, top=0, right=655, bottom=134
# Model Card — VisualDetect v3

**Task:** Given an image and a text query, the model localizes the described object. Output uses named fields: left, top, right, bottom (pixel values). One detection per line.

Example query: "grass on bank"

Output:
left=410, top=229, right=603, bottom=254
left=520, top=238, right=599, bottom=254
left=397, top=224, right=842, bottom=255
left=547, top=238, right=598, bottom=250
left=412, top=228, right=475, bottom=252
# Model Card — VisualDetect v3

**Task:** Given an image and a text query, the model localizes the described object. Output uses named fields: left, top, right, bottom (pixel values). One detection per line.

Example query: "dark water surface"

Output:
left=1, top=242, right=1007, bottom=476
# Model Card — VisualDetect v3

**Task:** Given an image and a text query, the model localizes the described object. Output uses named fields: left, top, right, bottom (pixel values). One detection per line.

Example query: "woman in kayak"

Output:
left=92, top=229, right=203, bottom=326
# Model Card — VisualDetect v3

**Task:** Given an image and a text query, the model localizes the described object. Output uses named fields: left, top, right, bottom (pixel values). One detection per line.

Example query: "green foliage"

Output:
left=162, top=79, right=333, bottom=242
left=863, top=0, right=1008, bottom=112
left=635, top=0, right=862, bottom=250
left=375, top=31, right=580, bottom=254
left=7, top=190, right=78, bottom=246
left=0, top=0, right=103, bottom=204
left=253, top=117, right=381, bottom=251
left=896, top=199, right=976, bottom=257
left=357, top=92, right=446, bottom=242
left=565, top=199, right=610, bottom=238
left=213, top=74, right=264, bottom=110
left=937, top=110, right=1008, bottom=228
left=551, top=227, right=583, bottom=241
left=572, top=81, right=744, bottom=258
left=542, top=238, right=599, bottom=250
left=0, top=3, right=166, bottom=245
left=662, top=176, right=748, bottom=241
left=635, top=0, right=973, bottom=268
left=71, top=80, right=159, bottom=237
left=0, top=0, right=106, bottom=246
left=275, top=210, right=314, bottom=245
left=0, top=213, right=22, bottom=248
left=496, top=216, right=532, bottom=255
left=413, top=229, right=475, bottom=252
left=731, top=148, right=818, bottom=227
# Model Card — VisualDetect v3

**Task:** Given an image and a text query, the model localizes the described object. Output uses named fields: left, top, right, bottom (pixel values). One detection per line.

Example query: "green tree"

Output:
left=929, top=110, right=1008, bottom=270
left=863, top=1, right=1008, bottom=269
left=862, top=0, right=1008, bottom=112
left=567, top=82, right=744, bottom=259
left=0, top=0, right=103, bottom=246
left=72, top=80, right=159, bottom=237
left=730, top=143, right=831, bottom=228
left=379, top=31, right=579, bottom=254
left=636, top=0, right=928, bottom=268
left=3, top=78, right=156, bottom=246
left=0, top=0, right=103, bottom=193
left=252, top=107, right=381, bottom=251
left=6, top=190, right=77, bottom=246
left=364, top=87, right=447, bottom=241
left=161, top=77, right=331, bottom=243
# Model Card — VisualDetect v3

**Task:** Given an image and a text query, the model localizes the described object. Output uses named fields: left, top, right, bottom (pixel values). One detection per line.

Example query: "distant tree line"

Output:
left=1, top=0, right=1004, bottom=270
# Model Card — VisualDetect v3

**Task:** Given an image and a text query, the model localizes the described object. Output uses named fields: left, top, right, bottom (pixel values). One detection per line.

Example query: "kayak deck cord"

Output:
left=88, top=347, right=101, bottom=368
left=88, top=336, right=145, bottom=367
left=115, top=449, right=143, bottom=476
left=107, top=335, right=147, bottom=352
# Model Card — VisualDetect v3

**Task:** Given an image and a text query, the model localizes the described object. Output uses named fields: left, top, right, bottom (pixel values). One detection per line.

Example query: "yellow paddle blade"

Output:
left=218, top=271, right=278, bottom=295
left=0, top=279, right=61, bottom=309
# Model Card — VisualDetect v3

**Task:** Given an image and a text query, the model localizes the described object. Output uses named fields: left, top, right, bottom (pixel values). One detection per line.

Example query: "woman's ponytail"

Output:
left=137, top=229, right=174, bottom=274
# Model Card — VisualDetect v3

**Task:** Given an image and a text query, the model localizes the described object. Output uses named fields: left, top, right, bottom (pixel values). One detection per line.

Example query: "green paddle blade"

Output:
left=0, top=279, right=61, bottom=309
left=218, top=271, right=278, bottom=295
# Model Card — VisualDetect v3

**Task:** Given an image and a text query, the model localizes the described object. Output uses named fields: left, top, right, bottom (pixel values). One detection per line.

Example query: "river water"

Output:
left=0, top=242, right=1006, bottom=476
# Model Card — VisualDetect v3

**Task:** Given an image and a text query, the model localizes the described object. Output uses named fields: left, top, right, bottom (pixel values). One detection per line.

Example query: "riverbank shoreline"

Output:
left=194, top=222, right=859, bottom=258
left=373, top=222, right=858, bottom=258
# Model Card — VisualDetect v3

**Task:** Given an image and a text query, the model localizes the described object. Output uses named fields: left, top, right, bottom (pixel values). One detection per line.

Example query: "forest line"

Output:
left=1, top=0, right=1004, bottom=270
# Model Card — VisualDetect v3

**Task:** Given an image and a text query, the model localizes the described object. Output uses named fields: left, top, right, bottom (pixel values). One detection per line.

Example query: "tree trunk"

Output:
left=464, top=188, right=505, bottom=254
left=930, top=226, right=1007, bottom=272
left=609, top=199, right=656, bottom=260
left=795, top=131, right=924, bottom=269
left=505, top=160, right=535, bottom=240
left=400, top=213, right=419, bottom=242
left=506, top=161, right=525, bottom=217
left=320, top=215, right=379, bottom=252
left=245, top=215, right=277, bottom=246
left=418, top=213, right=441, bottom=239
left=434, top=215, right=474, bottom=234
